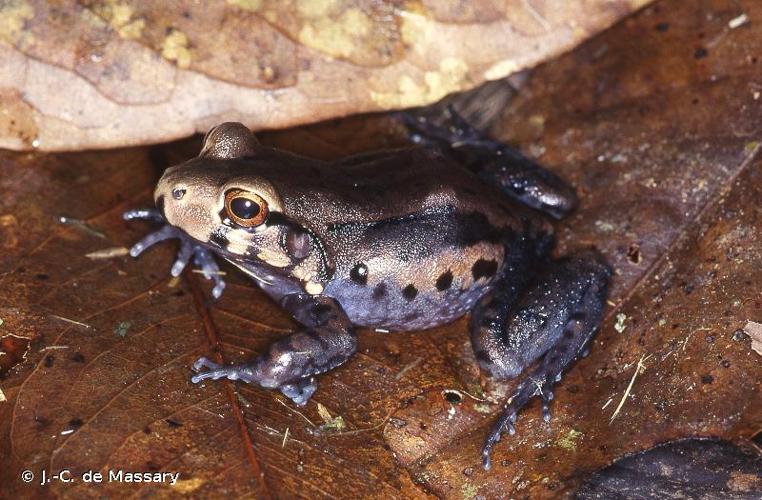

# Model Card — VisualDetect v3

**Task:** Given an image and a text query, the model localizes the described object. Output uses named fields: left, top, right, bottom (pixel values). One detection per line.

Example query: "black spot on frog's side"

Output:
left=472, top=259, right=498, bottom=281
left=373, top=282, right=387, bottom=299
left=436, top=270, right=453, bottom=291
left=403, top=284, right=418, bottom=300
left=350, top=263, right=368, bottom=285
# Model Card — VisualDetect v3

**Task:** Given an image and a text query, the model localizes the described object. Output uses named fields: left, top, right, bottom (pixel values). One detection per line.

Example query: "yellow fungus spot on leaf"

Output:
left=161, top=29, right=192, bottom=69
left=227, top=0, right=262, bottom=12
left=371, top=57, right=469, bottom=109
left=0, top=0, right=34, bottom=46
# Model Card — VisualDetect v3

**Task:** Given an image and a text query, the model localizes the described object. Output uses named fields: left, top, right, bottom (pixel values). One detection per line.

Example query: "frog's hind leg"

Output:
left=400, top=108, right=577, bottom=219
left=470, top=250, right=611, bottom=469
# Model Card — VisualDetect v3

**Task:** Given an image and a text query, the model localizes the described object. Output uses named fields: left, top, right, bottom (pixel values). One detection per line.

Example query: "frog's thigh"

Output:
left=470, top=250, right=612, bottom=381
left=401, top=109, right=577, bottom=219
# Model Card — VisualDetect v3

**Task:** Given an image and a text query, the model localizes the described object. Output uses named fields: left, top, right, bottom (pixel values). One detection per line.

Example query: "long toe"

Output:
left=123, top=208, right=164, bottom=222
left=192, top=356, right=221, bottom=372
left=129, top=225, right=178, bottom=257
left=171, top=241, right=194, bottom=277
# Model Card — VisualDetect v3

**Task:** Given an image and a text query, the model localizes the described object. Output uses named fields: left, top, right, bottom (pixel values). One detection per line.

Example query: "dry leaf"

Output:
left=744, top=321, right=762, bottom=356
left=0, top=0, right=651, bottom=151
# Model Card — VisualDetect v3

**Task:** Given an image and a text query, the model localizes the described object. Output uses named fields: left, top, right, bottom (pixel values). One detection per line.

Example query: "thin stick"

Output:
left=191, top=269, right=227, bottom=276
left=522, top=0, right=551, bottom=32
left=40, top=345, right=70, bottom=351
left=49, top=314, right=93, bottom=330
left=275, top=397, right=316, bottom=427
left=610, top=354, right=652, bottom=423
left=85, top=247, right=130, bottom=259
left=394, top=356, right=422, bottom=380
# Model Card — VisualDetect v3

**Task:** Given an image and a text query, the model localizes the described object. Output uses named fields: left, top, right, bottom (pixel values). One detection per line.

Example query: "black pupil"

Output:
left=230, top=197, right=260, bottom=220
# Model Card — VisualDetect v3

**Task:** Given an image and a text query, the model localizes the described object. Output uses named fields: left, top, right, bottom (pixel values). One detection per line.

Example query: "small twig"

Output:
left=282, top=426, right=289, bottom=448
left=728, top=13, right=749, bottom=30
left=191, top=269, right=227, bottom=276
left=255, top=423, right=305, bottom=445
left=40, top=345, right=70, bottom=351
left=256, top=423, right=282, bottom=436
left=394, top=356, right=423, bottom=380
left=683, top=327, right=711, bottom=351
left=610, top=354, right=652, bottom=423
left=275, top=397, right=316, bottom=427
left=58, top=216, right=106, bottom=239
left=49, top=314, right=93, bottom=330
left=85, top=247, right=130, bottom=259
left=236, top=392, right=252, bottom=409
left=198, top=407, right=225, bottom=420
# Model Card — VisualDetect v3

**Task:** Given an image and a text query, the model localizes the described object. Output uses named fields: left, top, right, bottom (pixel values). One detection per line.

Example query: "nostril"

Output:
left=155, top=195, right=166, bottom=217
left=172, top=187, right=186, bottom=200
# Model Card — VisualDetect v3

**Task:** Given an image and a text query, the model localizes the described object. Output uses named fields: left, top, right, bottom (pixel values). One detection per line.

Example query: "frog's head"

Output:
left=154, top=123, right=327, bottom=291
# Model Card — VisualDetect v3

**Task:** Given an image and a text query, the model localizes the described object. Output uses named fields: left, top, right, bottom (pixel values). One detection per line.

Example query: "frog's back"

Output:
left=256, top=146, right=551, bottom=330
left=258, top=146, right=529, bottom=231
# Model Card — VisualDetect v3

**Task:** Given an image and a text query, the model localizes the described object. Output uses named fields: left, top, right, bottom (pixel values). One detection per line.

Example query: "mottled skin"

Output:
left=125, top=115, right=611, bottom=469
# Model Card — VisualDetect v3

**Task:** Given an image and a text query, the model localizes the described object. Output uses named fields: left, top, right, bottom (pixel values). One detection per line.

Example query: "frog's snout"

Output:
left=151, top=169, right=218, bottom=244
left=153, top=168, right=187, bottom=217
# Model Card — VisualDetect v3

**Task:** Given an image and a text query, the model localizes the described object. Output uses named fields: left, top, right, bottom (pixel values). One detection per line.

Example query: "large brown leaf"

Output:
left=1, top=0, right=760, bottom=498
left=0, top=0, right=652, bottom=151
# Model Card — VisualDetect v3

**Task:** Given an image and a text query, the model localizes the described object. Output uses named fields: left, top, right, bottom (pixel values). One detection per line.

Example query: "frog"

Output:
left=124, top=110, right=611, bottom=469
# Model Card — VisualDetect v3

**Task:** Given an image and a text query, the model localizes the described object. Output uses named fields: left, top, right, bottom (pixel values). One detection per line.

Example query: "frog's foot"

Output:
left=279, top=377, right=318, bottom=406
left=124, top=209, right=225, bottom=299
left=191, top=356, right=256, bottom=382
left=481, top=373, right=558, bottom=470
left=191, top=357, right=318, bottom=406
left=191, top=295, right=356, bottom=407
left=470, top=250, right=612, bottom=470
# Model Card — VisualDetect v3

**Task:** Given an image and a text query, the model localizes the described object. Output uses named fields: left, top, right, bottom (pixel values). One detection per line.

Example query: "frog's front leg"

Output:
left=401, top=108, right=577, bottom=219
left=124, top=209, right=226, bottom=298
left=471, top=250, right=612, bottom=470
left=191, top=294, right=356, bottom=406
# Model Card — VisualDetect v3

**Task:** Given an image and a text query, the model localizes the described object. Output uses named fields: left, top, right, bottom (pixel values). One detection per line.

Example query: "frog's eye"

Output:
left=224, top=189, right=269, bottom=227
